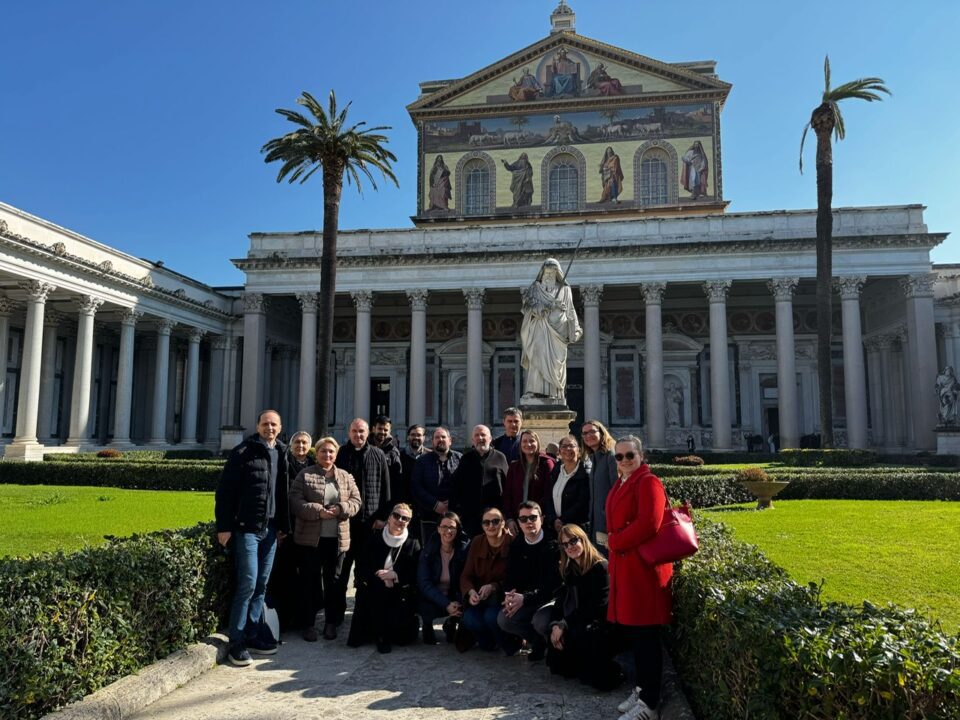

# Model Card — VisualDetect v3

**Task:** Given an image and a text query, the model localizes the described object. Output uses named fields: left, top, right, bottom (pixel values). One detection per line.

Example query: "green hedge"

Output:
left=0, top=523, right=230, bottom=719
left=672, top=520, right=960, bottom=719
left=0, top=460, right=221, bottom=491
left=779, top=448, right=879, bottom=466
left=43, top=454, right=225, bottom=466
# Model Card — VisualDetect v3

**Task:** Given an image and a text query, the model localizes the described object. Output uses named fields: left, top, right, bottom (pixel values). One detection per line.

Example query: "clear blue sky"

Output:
left=2, top=0, right=957, bottom=286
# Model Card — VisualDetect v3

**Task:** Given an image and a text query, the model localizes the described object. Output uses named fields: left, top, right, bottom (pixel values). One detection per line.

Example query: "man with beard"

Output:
left=450, top=424, right=509, bottom=537
left=373, top=414, right=404, bottom=504
left=399, top=424, right=429, bottom=500
left=412, top=426, right=461, bottom=542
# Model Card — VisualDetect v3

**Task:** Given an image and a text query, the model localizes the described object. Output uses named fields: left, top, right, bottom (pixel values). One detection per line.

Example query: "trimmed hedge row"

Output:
left=1, top=523, right=230, bottom=719
left=43, top=454, right=225, bottom=467
left=42, top=449, right=218, bottom=461
left=0, top=460, right=221, bottom=491
left=671, top=520, right=960, bottom=719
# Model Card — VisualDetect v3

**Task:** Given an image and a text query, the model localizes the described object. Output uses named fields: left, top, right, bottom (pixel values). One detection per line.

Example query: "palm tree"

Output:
left=800, top=56, right=889, bottom=447
left=262, top=91, right=397, bottom=436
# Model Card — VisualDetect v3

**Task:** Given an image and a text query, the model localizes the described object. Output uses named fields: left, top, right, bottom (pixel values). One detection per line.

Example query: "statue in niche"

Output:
left=501, top=153, right=534, bottom=207
left=520, top=258, right=582, bottom=402
left=665, top=381, right=683, bottom=426
left=936, top=366, right=960, bottom=426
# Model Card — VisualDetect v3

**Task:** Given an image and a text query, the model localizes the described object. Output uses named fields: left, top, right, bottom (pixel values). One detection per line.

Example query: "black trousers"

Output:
left=615, top=624, right=663, bottom=709
left=295, top=539, right=346, bottom=628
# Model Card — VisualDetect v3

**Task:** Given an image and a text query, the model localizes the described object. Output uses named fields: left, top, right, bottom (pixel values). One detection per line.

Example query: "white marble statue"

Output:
left=665, top=381, right=682, bottom=426
left=936, top=365, right=960, bottom=426
left=520, top=258, right=582, bottom=402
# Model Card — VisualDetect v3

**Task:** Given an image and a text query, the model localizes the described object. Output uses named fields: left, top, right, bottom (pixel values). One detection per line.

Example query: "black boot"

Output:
left=442, top=617, right=458, bottom=644
left=422, top=623, right=438, bottom=645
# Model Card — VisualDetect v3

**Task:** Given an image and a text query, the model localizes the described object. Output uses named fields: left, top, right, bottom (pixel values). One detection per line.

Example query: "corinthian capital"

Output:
left=463, top=288, right=485, bottom=310
left=76, top=295, right=105, bottom=315
left=242, top=292, right=265, bottom=313
left=833, top=276, right=866, bottom=300
left=296, top=292, right=318, bottom=313
left=767, top=277, right=799, bottom=302
left=899, top=273, right=936, bottom=299
left=581, top=284, right=603, bottom=305
left=19, top=279, right=56, bottom=303
left=406, top=288, right=429, bottom=311
left=351, top=290, right=373, bottom=312
left=703, top=279, right=732, bottom=303
left=640, top=282, right=666, bottom=304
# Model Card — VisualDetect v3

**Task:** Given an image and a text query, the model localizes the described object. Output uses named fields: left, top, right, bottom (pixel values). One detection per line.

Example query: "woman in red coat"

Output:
left=605, top=435, right=671, bottom=719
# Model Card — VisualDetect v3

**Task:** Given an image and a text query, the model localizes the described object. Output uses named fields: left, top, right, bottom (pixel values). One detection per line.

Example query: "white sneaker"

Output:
left=617, top=686, right=642, bottom=713
left=618, top=698, right=656, bottom=720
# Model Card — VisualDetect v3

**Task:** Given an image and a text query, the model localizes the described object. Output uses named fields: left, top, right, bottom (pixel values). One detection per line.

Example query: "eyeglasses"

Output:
left=517, top=514, right=539, bottom=524
left=391, top=512, right=412, bottom=523
left=481, top=518, right=502, bottom=527
left=559, top=537, right=581, bottom=549
left=615, top=451, right=638, bottom=462
left=439, top=524, right=458, bottom=532
left=559, top=443, right=578, bottom=450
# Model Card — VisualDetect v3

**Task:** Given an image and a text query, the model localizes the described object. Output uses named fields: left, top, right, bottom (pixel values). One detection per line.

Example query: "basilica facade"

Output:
left=0, top=4, right=956, bottom=457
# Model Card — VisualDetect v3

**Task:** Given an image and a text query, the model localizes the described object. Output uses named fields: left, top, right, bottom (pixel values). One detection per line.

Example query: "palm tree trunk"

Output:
left=316, top=170, right=343, bottom=437
left=814, top=109, right=835, bottom=448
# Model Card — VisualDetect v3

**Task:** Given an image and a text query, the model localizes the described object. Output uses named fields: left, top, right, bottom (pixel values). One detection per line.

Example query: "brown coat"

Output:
left=289, top=465, right=362, bottom=552
left=460, top=531, right=512, bottom=598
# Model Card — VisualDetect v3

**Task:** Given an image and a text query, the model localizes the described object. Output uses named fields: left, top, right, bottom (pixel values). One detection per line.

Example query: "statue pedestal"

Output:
left=936, top=426, right=960, bottom=455
left=519, top=400, right=577, bottom=449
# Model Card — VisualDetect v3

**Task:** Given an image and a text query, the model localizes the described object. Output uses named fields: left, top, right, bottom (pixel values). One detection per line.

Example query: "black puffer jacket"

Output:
left=215, top=434, right=291, bottom=534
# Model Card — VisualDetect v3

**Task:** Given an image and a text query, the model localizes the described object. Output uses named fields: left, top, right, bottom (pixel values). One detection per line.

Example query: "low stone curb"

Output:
left=40, top=634, right=229, bottom=720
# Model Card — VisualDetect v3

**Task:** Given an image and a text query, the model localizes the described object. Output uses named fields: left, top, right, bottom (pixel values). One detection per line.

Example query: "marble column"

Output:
left=264, top=340, right=278, bottom=411
left=0, top=297, right=11, bottom=434
left=240, top=293, right=265, bottom=430
left=37, top=309, right=64, bottom=442
left=880, top=333, right=905, bottom=447
left=296, top=293, right=318, bottom=434
left=221, top=336, right=239, bottom=428
left=951, top=321, right=960, bottom=372
left=11, top=280, right=57, bottom=449
left=148, top=319, right=175, bottom=445
left=641, top=282, right=666, bottom=449
left=205, top=335, right=227, bottom=442
left=901, top=274, right=938, bottom=450
left=110, top=309, right=142, bottom=446
left=864, top=336, right=885, bottom=447
left=352, top=290, right=373, bottom=422
left=65, top=296, right=104, bottom=445
left=768, top=277, right=800, bottom=449
left=704, top=280, right=732, bottom=450
left=581, top=285, right=603, bottom=423
left=406, top=289, right=429, bottom=427
left=834, top=277, right=868, bottom=448
left=464, top=288, right=485, bottom=431
left=181, top=328, right=204, bottom=445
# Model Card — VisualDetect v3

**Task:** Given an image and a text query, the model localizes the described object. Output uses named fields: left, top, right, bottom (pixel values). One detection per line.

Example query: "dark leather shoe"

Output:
left=422, top=624, right=438, bottom=645
left=302, top=626, right=319, bottom=642
left=323, top=623, right=337, bottom=640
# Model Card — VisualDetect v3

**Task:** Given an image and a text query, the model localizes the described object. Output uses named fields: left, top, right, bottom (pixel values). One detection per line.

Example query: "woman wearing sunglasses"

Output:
left=458, top=507, right=512, bottom=651
left=605, top=436, right=672, bottom=720
left=417, top=511, right=470, bottom=645
left=347, top=503, right=421, bottom=653
left=502, top=430, right=556, bottom=536
left=544, top=434, right=591, bottom=536
left=542, top=523, right=622, bottom=691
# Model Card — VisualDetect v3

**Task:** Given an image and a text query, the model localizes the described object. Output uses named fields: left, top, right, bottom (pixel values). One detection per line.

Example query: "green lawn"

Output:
left=0, top=484, right=214, bottom=557
left=701, top=500, right=960, bottom=633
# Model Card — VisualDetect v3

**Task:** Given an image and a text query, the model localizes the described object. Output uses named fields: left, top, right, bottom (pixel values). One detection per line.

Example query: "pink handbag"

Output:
left=638, top=502, right=699, bottom=565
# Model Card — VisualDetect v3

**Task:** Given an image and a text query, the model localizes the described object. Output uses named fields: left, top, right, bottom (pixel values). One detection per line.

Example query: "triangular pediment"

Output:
left=408, top=33, right=730, bottom=116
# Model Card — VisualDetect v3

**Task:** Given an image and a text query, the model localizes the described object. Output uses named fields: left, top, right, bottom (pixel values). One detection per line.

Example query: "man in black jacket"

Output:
left=450, top=424, right=508, bottom=536
left=491, top=407, right=523, bottom=463
left=373, top=414, right=404, bottom=503
left=497, top=500, right=560, bottom=660
left=336, top=417, right=391, bottom=587
left=215, top=409, right=291, bottom=667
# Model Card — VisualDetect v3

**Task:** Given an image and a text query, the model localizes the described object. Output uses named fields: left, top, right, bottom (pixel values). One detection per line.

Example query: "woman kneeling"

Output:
left=347, top=503, right=421, bottom=653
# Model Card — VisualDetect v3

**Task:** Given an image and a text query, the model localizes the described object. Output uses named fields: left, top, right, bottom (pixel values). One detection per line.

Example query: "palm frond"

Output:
left=823, top=55, right=831, bottom=96
left=799, top=122, right=811, bottom=174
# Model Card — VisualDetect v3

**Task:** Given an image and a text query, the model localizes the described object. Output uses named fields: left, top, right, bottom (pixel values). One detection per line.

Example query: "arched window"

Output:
left=463, top=160, right=490, bottom=215
left=548, top=157, right=578, bottom=212
left=640, top=150, right=669, bottom=206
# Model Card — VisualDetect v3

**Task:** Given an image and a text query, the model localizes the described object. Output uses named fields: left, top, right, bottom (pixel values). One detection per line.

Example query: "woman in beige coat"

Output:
left=289, top=436, right=362, bottom=641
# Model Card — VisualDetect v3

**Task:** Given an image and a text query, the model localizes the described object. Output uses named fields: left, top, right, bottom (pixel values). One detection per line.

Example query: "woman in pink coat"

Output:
left=605, top=435, right=672, bottom=720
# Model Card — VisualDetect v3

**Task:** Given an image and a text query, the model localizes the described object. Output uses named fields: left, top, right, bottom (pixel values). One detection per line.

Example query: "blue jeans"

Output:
left=462, top=602, right=504, bottom=650
left=228, top=526, right=278, bottom=645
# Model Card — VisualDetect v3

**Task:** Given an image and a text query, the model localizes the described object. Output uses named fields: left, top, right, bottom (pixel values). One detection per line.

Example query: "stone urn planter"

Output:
left=738, top=479, right=791, bottom=510
left=736, top=467, right=790, bottom=509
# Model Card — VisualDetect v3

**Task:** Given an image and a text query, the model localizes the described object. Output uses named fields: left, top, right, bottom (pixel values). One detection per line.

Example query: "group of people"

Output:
left=215, top=406, right=673, bottom=720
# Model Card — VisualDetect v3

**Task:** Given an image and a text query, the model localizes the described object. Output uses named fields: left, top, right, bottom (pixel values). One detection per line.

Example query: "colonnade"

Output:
left=238, top=274, right=938, bottom=450
left=3, top=280, right=233, bottom=457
